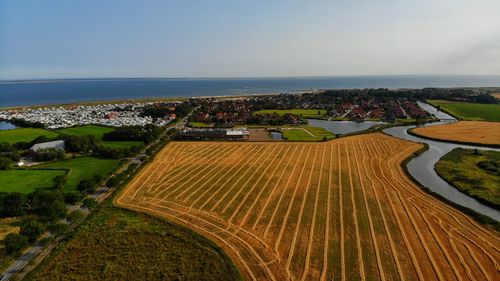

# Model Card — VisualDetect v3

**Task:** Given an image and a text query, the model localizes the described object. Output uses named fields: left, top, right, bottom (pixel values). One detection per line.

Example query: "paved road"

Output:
left=0, top=236, right=48, bottom=281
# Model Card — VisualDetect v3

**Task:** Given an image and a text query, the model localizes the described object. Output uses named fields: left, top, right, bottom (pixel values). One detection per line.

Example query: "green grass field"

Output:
left=427, top=100, right=500, bottom=122
left=282, top=126, right=334, bottom=141
left=0, top=169, right=66, bottom=193
left=0, top=128, right=59, bottom=144
left=25, top=204, right=242, bottom=281
left=57, top=125, right=143, bottom=148
left=35, top=157, right=120, bottom=192
left=254, top=109, right=327, bottom=118
left=436, top=148, right=500, bottom=208
left=56, top=125, right=114, bottom=138
left=189, top=121, right=214, bottom=128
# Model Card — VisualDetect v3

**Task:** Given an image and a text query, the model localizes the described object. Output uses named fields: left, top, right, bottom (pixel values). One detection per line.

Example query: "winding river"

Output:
left=309, top=101, right=499, bottom=221
left=384, top=101, right=500, bottom=221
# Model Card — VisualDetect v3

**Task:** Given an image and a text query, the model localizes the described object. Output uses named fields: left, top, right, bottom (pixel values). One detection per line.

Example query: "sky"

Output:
left=1, top=0, right=500, bottom=80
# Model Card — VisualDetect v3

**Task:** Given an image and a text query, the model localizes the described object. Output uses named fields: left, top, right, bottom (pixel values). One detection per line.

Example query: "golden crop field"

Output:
left=412, top=121, right=500, bottom=146
left=117, top=133, right=500, bottom=281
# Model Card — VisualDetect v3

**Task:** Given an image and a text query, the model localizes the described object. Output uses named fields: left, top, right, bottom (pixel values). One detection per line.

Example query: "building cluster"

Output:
left=0, top=102, right=177, bottom=129
left=189, top=91, right=430, bottom=126
left=177, top=128, right=250, bottom=140
left=330, top=99, right=429, bottom=121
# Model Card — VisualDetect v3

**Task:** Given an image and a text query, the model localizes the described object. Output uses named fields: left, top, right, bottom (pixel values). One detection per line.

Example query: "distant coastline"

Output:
left=1, top=75, right=499, bottom=107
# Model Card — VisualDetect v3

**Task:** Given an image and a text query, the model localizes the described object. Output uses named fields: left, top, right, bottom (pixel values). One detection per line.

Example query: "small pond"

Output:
left=0, top=121, right=16, bottom=131
left=307, top=119, right=386, bottom=135
left=270, top=131, right=283, bottom=140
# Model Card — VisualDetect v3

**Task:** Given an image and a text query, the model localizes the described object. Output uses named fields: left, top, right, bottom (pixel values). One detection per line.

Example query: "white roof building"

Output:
left=30, top=140, right=65, bottom=152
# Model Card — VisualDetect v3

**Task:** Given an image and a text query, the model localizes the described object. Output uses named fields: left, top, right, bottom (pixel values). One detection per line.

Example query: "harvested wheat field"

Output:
left=412, top=121, right=500, bottom=146
left=117, top=133, right=500, bottom=281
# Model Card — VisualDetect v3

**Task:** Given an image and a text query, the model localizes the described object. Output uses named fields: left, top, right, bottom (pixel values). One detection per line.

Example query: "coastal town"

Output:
left=0, top=102, right=180, bottom=129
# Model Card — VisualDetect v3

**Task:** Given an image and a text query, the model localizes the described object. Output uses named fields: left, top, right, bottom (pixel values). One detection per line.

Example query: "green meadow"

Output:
left=25, top=205, right=242, bottom=281
left=427, top=100, right=500, bottom=122
left=35, top=157, right=120, bottom=192
left=254, top=109, right=326, bottom=118
left=436, top=148, right=500, bottom=208
left=0, top=169, right=66, bottom=193
left=282, top=126, right=334, bottom=141
left=57, top=125, right=143, bottom=148
left=0, top=128, right=59, bottom=144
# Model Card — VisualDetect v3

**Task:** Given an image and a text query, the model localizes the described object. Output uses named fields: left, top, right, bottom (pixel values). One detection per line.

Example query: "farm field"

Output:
left=254, top=109, right=326, bottom=118
left=35, top=157, right=120, bottom=192
left=25, top=204, right=241, bottom=281
left=0, top=169, right=65, bottom=193
left=117, top=134, right=500, bottom=281
left=436, top=148, right=500, bottom=208
left=412, top=121, right=500, bottom=146
left=427, top=100, right=500, bottom=121
left=0, top=128, right=58, bottom=144
left=57, top=125, right=143, bottom=148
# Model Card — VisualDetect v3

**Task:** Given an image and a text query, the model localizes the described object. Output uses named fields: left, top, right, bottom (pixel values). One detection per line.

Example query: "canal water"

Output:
left=384, top=101, right=500, bottom=221
left=307, top=119, right=386, bottom=135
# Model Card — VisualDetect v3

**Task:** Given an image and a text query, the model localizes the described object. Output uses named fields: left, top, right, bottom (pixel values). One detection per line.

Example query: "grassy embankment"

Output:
left=24, top=204, right=242, bottom=281
left=435, top=148, right=500, bottom=209
left=254, top=109, right=326, bottom=118
left=427, top=99, right=500, bottom=122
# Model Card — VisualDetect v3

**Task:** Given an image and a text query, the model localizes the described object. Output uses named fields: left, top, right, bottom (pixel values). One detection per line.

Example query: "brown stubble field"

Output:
left=116, top=133, right=500, bottom=281
left=412, top=121, right=500, bottom=146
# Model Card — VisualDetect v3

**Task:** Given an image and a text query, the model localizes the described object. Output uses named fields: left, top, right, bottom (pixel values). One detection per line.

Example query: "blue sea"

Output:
left=1, top=75, right=499, bottom=107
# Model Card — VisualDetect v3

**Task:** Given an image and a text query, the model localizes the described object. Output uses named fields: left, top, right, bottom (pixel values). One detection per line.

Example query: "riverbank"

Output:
left=396, top=137, right=500, bottom=231
left=435, top=148, right=500, bottom=210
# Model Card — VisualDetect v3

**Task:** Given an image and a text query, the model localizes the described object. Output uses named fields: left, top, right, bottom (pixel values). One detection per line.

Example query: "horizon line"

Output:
left=2, top=74, right=500, bottom=83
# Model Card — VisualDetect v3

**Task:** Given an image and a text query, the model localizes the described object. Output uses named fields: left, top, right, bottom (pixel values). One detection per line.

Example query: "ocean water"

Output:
left=1, top=75, right=499, bottom=107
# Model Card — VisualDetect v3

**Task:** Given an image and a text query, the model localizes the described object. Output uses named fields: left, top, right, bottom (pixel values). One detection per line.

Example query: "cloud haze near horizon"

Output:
left=1, top=0, right=499, bottom=79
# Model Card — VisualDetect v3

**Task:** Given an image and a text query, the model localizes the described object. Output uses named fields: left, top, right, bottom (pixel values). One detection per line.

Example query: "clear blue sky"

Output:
left=1, top=0, right=499, bottom=80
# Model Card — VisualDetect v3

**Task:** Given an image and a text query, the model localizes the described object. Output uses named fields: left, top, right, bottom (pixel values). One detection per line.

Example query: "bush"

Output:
left=67, top=210, right=85, bottom=224
left=20, top=220, right=45, bottom=242
left=0, top=156, right=11, bottom=170
left=478, top=160, right=499, bottom=173
left=82, top=198, right=97, bottom=210
left=64, top=135, right=100, bottom=153
left=33, top=147, right=65, bottom=162
left=3, top=233, right=29, bottom=254
left=53, top=175, right=67, bottom=191
left=106, top=176, right=120, bottom=188
left=0, top=192, right=27, bottom=217
left=47, top=222, right=69, bottom=236
left=29, top=190, right=67, bottom=222
left=77, top=179, right=96, bottom=196
left=63, top=192, right=83, bottom=204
